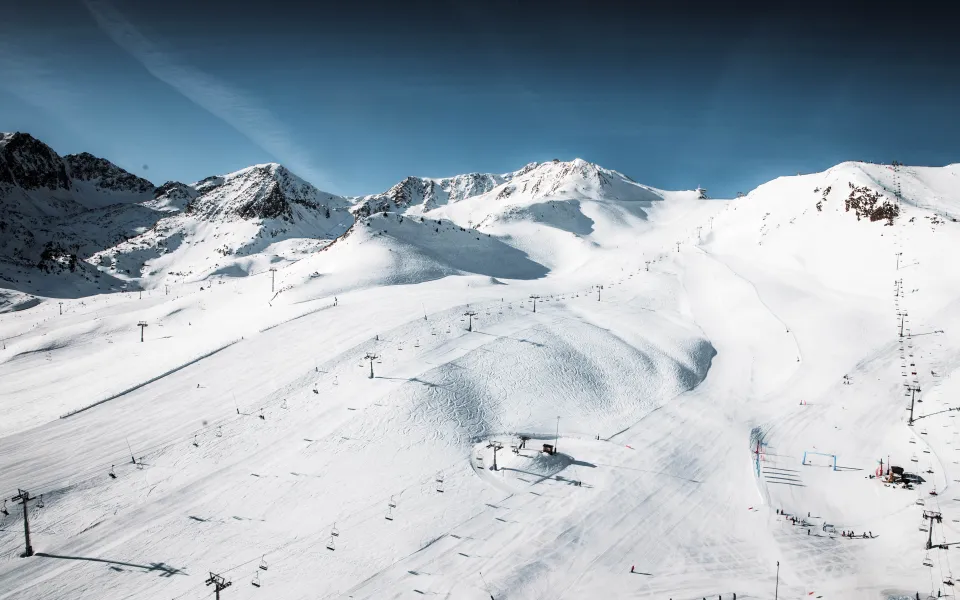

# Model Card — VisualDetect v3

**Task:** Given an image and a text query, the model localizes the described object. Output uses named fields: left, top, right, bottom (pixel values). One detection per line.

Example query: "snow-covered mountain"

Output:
left=88, top=163, right=355, bottom=287
left=0, top=135, right=680, bottom=299
left=0, top=133, right=163, bottom=297
left=355, top=158, right=661, bottom=218
left=0, top=134, right=360, bottom=296
left=3, top=140, right=960, bottom=600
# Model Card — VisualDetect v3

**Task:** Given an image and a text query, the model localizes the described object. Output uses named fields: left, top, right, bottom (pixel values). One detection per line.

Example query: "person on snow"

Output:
left=630, top=565, right=634, bottom=573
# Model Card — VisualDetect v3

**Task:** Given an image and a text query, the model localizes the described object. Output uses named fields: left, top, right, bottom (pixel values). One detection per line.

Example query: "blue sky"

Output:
left=1, top=0, right=957, bottom=198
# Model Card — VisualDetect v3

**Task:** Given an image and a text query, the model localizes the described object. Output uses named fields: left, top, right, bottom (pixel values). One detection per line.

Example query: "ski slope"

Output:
left=1, top=160, right=959, bottom=600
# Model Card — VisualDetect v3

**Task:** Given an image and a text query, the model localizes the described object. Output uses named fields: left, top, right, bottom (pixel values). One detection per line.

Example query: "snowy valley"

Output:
left=1, top=132, right=960, bottom=599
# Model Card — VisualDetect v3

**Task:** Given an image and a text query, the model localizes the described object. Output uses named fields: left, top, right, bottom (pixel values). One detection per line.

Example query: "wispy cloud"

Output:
left=83, top=0, right=331, bottom=190
left=0, top=37, right=88, bottom=123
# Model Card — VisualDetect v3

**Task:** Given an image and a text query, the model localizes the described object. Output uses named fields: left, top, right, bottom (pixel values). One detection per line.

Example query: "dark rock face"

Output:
left=237, top=181, right=293, bottom=220
left=64, top=152, right=154, bottom=194
left=194, top=175, right=225, bottom=194
left=0, top=133, right=71, bottom=191
left=154, top=181, right=193, bottom=199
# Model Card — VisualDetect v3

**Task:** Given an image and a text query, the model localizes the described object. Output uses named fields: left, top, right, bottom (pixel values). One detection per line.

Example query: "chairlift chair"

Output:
left=251, top=570, right=261, bottom=587
left=385, top=506, right=394, bottom=521
left=216, top=426, right=223, bottom=437
left=36, top=495, right=44, bottom=509
left=259, top=555, right=268, bottom=571
left=193, top=435, right=199, bottom=448
left=389, top=495, right=397, bottom=508
left=326, top=536, right=336, bottom=550
left=1, top=500, right=8, bottom=516
left=331, top=523, right=339, bottom=537
left=109, top=465, right=117, bottom=479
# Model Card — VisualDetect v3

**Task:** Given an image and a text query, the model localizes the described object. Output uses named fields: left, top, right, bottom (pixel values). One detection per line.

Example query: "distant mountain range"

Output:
left=0, top=132, right=665, bottom=298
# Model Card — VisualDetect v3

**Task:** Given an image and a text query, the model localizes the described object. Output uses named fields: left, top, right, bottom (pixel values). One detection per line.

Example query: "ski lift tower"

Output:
left=529, top=295, right=540, bottom=313
left=486, top=441, right=503, bottom=471
left=924, top=510, right=943, bottom=549
left=464, top=310, right=477, bottom=332
left=364, top=352, right=379, bottom=379
left=137, top=321, right=148, bottom=342
left=907, top=384, right=922, bottom=425
left=697, top=186, right=707, bottom=200
left=206, top=572, right=232, bottom=600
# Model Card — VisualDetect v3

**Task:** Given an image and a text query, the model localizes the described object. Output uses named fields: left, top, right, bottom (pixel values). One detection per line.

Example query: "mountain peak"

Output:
left=0, top=132, right=71, bottom=192
left=187, top=162, right=341, bottom=222
left=64, top=152, right=154, bottom=195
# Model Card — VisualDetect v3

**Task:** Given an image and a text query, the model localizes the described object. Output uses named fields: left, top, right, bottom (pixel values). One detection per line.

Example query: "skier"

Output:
left=630, top=565, right=634, bottom=573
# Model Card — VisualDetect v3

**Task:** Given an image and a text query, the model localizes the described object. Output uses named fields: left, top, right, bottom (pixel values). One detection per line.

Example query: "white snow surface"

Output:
left=0, top=158, right=959, bottom=600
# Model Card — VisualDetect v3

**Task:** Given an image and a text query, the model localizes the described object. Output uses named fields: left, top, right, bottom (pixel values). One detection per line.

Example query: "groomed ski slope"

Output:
left=1, top=161, right=959, bottom=599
